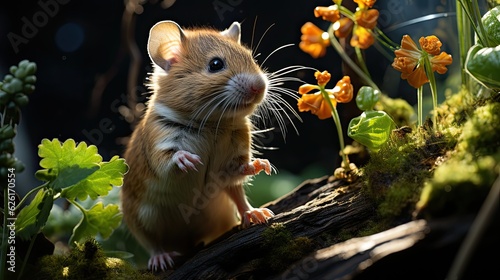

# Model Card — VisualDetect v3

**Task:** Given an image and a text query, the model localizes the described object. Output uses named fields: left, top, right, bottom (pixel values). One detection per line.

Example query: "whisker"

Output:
left=253, top=23, right=276, bottom=57
left=215, top=94, right=239, bottom=135
left=264, top=93, right=301, bottom=136
left=250, top=16, right=258, bottom=51
left=260, top=43, right=295, bottom=67
left=267, top=65, right=317, bottom=78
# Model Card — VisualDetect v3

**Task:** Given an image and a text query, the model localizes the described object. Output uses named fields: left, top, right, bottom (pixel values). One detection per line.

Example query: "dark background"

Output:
left=1, top=0, right=460, bottom=196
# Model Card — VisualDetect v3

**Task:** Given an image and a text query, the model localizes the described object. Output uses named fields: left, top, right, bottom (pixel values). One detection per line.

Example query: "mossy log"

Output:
left=156, top=176, right=498, bottom=280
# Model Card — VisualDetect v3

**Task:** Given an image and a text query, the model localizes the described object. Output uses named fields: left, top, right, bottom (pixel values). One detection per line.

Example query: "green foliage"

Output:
left=15, top=188, right=54, bottom=241
left=481, top=6, right=500, bottom=46
left=466, top=44, right=500, bottom=90
left=16, top=139, right=128, bottom=244
left=0, top=60, right=37, bottom=178
left=348, top=86, right=396, bottom=152
left=356, top=86, right=380, bottom=111
left=0, top=61, right=128, bottom=276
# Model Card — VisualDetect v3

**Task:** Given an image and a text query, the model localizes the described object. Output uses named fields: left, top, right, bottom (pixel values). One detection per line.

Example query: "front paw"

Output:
left=173, top=150, right=203, bottom=172
left=148, top=251, right=178, bottom=271
left=240, top=158, right=272, bottom=176
left=241, top=207, right=275, bottom=228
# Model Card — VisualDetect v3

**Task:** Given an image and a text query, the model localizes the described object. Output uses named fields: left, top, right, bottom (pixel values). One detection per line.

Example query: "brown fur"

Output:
left=120, top=21, right=273, bottom=266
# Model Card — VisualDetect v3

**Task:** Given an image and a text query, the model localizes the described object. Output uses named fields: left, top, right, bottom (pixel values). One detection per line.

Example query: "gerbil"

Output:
left=121, top=20, right=276, bottom=271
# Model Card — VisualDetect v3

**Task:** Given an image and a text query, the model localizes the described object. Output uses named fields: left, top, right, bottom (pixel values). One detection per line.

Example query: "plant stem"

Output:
left=456, top=0, right=472, bottom=89
left=374, top=27, right=399, bottom=50
left=457, top=0, right=486, bottom=46
left=327, top=25, right=380, bottom=92
left=471, top=0, right=492, bottom=47
left=423, top=54, right=439, bottom=131
left=319, top=87, right=350, bottom=171
left=355, top=46, right=371, bottom=78
left=417, top=86, right=424, bottom=127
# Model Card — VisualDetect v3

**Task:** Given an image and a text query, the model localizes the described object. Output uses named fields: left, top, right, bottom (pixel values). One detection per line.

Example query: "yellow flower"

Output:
left=350, top=26, right=375, bottom=49
left=297, top=71, right=353, bottom=119
left=330, top=7, right=378, bottom=49
left=392, top=34, right=453, bottom=88
left=355, top=9, right=379, bottom=30
left=299, top=22, right=330, bottom=58
left=354, top=0, right=377, bottom=9
left=333, top=17, right=354, bottom=38
left=314, top=5, right=340, bottom=23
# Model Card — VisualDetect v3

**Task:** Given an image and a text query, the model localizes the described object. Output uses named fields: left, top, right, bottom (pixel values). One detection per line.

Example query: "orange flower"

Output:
left=430, top=51, right=453, bottom=74
left=332, top=76, right=353, bottom=103
left=355, top=9, right=379, bottom=30
left=392, top=57, right=419, bottom=78
left=333, top=17, right=354, bottom=38
left=299, top=22, right=330, bottom=58
left=392, top=34, right=453, bottom=88
left=314, top=5, right=340, bottom=23
left=298, top=92, right=335, bottom=119
left=297, top=71, right=353, bottom=119
left=314, top=70, right=331, bottom=86
left=392, top=35, right=427, bottom=88
left=350, top=26, right=375, bottom=49
left=419, top=35, right=442, bottom=55
left=354, top=0, right=377, bottom=9
left=401, top=64, right=429, bottom=88
left=395, top=34, right=421, bottom=58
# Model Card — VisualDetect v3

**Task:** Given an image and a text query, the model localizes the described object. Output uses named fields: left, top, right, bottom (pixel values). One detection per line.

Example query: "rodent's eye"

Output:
left=208, top=57, right=225, bottom=73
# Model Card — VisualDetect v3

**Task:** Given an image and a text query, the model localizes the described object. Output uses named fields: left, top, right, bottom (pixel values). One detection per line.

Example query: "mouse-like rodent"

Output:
left=121, top=20, right=276, bottom=271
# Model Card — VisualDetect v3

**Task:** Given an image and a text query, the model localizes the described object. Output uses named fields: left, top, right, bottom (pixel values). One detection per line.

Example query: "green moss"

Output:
left=260, top=224, right=316, bottom=273
left=361, top=127, right=453, bottom=222
left=416, top=102, right=500, bottom=217
left=359, top=87, right=500, bottom=226
left=457, top=102, right=500, bottom=156
left=35, top=239, right=155, bottom=280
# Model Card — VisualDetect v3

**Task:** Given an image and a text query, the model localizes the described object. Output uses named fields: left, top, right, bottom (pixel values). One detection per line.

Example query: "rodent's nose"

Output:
left=250, top=85, right=265, bottom=95
left=248, top=78, right=267, bottom=95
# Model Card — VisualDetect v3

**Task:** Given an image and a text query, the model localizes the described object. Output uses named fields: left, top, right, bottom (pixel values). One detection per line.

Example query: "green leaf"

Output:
left=16, top=189, right=54, bottom=241
left=70, top=202, right=123, bottom=244
left=482, top=6, right=500, bottom=46
left=61, top=156, right=128, bottom=201
left=348, top=111, right=395, bottom=152
left=465, top=44, right=500, bottom=90
left=356, top=86, right=380, bottom=111
left=38, top=139, right=102, bottom=172
left=36, top=139, right=128, bottom=200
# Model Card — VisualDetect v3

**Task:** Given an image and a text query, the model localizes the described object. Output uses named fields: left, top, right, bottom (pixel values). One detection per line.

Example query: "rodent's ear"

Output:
left=148, top=20, right=185, bottom=71
left=220, top=22, right=241, bottom=44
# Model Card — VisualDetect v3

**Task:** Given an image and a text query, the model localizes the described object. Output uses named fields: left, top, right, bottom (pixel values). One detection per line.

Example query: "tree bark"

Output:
left=157, top=176, right=499, bottom=280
